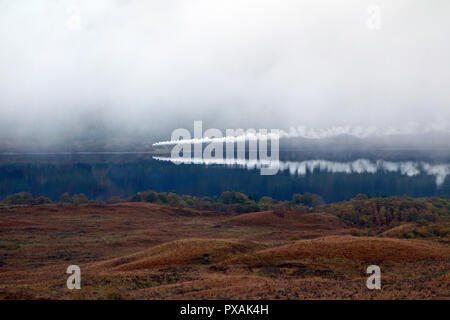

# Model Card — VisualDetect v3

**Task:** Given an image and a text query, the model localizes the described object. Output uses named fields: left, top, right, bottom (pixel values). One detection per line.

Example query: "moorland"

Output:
left=0, top=191, right=448, bottom=299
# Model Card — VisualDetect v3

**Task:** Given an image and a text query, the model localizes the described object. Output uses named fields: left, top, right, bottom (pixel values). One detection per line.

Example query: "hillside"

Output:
left=0, top=203, right=448, bottom=299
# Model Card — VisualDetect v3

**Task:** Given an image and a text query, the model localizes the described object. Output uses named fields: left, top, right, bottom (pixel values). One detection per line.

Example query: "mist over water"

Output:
left=0, top=0, right=450, bottom=145
left=1, top=2, right=450, bottom=304
left=0, top=1, right=449, bottom=201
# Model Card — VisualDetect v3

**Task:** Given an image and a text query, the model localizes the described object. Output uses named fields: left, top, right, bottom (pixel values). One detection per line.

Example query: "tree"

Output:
left=72, top=193, right=88, bottom=205
left=291, top=193, right=324, bottom=207
left=60, top=192, right=72, bottom=203
left=4, top=192, right=34, bottom=205
left=353, top=194, right=368, bottom=201
left=36, top=196, right=52, bottom=204
left=143, top=190, right=158, bottom=203
left=218, top=191, right=250, bottom=205
left=167, top=193, right=184, bottom=207
left=258, top=196, right=275, bottom=210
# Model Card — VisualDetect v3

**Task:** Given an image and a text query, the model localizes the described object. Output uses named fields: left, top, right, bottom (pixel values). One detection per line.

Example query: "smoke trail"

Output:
left=153, top=123, right=450, bottom=146
left=153, top=131, right=280, bottom=147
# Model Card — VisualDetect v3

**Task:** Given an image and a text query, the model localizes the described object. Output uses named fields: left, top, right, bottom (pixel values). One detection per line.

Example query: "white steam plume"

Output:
left=153, top=123, right=450, bottom=146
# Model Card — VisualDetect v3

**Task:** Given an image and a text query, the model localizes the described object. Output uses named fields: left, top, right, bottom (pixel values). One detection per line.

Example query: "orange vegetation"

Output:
left=0, top=203, right=448, bottom=299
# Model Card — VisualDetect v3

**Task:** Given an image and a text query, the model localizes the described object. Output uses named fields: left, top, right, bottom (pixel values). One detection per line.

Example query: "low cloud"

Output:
left=0, top=0, right=449, bottom=142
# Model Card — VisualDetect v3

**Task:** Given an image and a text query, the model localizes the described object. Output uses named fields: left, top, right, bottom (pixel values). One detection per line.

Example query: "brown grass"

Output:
left=220, top=236, right=450, bottom=268
left=226, top=211, right=344, bottom=228
left=92, top=238, right=262, bottom=271
left=0, top=203, right=448, bottom=300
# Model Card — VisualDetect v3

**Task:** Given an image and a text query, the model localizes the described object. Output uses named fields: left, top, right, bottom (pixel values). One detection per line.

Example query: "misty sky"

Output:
left=0, top=0, right=449, bottom=142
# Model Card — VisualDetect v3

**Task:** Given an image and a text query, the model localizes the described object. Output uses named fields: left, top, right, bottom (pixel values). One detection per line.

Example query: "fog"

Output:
left=0, top=0, right=449, bottom=145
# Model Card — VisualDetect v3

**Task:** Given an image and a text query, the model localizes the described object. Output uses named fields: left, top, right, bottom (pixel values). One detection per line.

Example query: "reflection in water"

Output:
left=153, top=157, right=450, bottom=187
left=0, top=155, right=447, bottom=202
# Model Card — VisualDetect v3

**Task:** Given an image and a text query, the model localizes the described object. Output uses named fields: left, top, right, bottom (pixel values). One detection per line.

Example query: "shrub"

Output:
left=291, top=193, right=324, bottom=208
left=167, top=192, right=184, bottom=207
left=258, top=196, right=276, bottom=210
left=218, top=191, right=250, bottom=205
left=4, top=192, right=34, bottom=205
left=35, top=196, right=52, bottom=205
left=248, top=193, right=260, bottom=202
left=353, top=194, right=369, bottom=200
left=182, top=195, right=194, bottom=206
left=60, top=192, right=72, bottom=203
left=406, top=209, right=419, bottom=222
left=129, top=194, right=142, bottom=202
left=71, top=194, right=89, bottom=205
left=272, top=201, right=290, bottom=212
left=143, top=190, right=158, bottom=203
left=157, top=192, right=168, bottom=204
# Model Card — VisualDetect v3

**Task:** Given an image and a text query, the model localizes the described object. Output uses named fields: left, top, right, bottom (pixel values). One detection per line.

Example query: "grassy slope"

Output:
left=0, top=203, right=448, bottom=299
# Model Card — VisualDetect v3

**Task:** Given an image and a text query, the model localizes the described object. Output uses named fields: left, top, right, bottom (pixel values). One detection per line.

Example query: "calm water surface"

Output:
left=0, top=153, right=449, bottom=202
